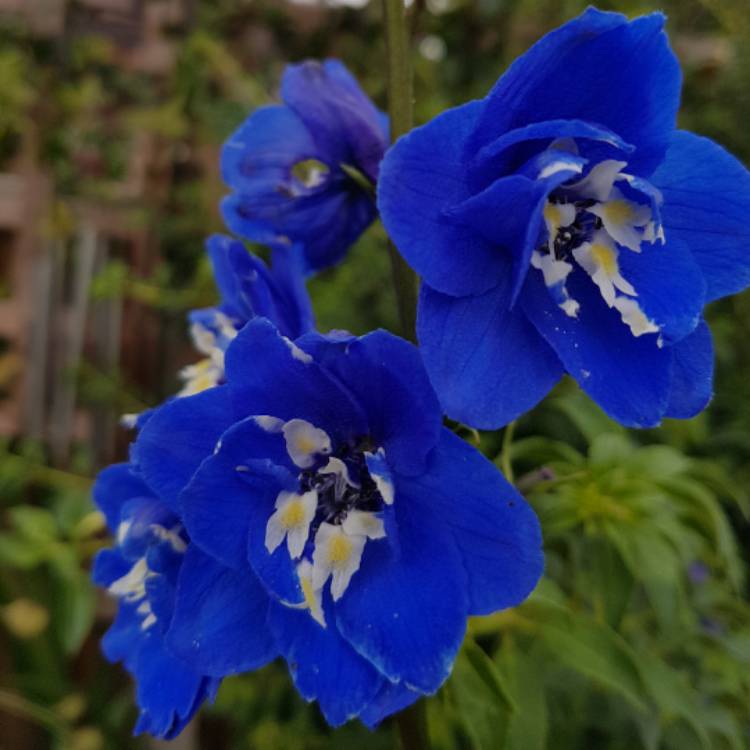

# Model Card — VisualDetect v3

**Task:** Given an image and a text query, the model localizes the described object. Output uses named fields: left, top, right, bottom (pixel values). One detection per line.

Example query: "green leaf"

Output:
left=450, top=639, right=514, bottom=749
left=635, top=656, right=711, bottom=749
left=0, top=532, right=47, bottom=568
left=524, top=599, right=647, bottom=711
left=8, top=506, right=58, bottom=543
left=54, top=572, right=96, bottom=654
left=496, top=641, right=548, bottom=750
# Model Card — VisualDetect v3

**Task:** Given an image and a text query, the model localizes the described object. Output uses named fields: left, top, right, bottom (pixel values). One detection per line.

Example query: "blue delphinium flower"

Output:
left=178, top=234, right=314, bottom=397
left=221, top=60, right=388, bottom=273
left=132, top=319, right=543, bottom=727
left=91, top=465, right=227, bottom=738
left=378, top=8, right=750, bottom=429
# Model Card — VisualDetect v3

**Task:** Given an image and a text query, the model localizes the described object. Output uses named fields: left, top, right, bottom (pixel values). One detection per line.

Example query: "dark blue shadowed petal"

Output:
left=222, top=185, right=377, bottom=274
left=378, top=100, right=512, bottom=297
left=101, top=603, right=142, bottom=668
left=179, top=418, right=296, bottom=585
left=521, top=268, right=673, bottom=427
left=470, top=118, right=630, bottom=191
left=225, top=318, right=367, bottom=443
left=130, top=630, right=216, bottom=739
left=133, top=386, right=235, bottom=512
left=221, top=104, right=317, bottom=194
left=203, top=235, right=314, bottom=341
left=281, top=60, right=387, bottom=181
left=335, top=495, right=468, bottom=694
left=470, top=9, right=681, bottom=176
left=398, top=428, right=543, bottom=615
left=665, top=319, right=714, bottom=419
left=449, top=152, right=586, bottom=304
left=92, top=549, right=131, bottom=589
left=651, top=130, right=750, bottom=302
left=93, top=463, right=152, bottom=531
left=268, top=245, right=316, bottom=338
left=268, top=596, right=384, bottom=727
left=617, top=237, right=706, bottom=344
left=167, top=546, right=276, bottom=677
left=296, top=330, right=442, bottom=476
left=418, top=282, right=563, bottom=429
left=359, top=682, right=421, bottom=729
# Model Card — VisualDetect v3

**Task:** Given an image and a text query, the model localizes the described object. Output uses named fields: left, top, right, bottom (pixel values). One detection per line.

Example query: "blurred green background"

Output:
left=0, top=0, right=748, bottom=748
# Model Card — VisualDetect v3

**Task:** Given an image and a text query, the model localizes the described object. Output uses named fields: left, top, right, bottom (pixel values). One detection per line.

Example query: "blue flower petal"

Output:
left=180, top=418, right=298, bottom=598
left=418, top=282, right=563, bottom=429
left=335, top=492, right=468, bottom=694
left=167, top=546, right=276, bottom=677
left=130, top=629, right=216, bottom=739
left=398, top=428, right=543, bottom=615
left=651, top=130, right=750, bottom=302
left=221, top=104, right=316, bottom=194
left=470, top=118, right=631, bottom=192
left=521, top=267, right=672, bottom=427
left=665, top=319, right=714, bottom=419
left=268, top=597, right=384, bottom=727
left=378, top=100, right=512, bottom=297
left=92, top=548, right=131, bottom=589
left=101, top=603, right=142, bottom=668
left=222, top=184, right=376, bottom=274
left=225, top=318, right=367, bottom=443
left=617, top=236, right=706, bottom=344
left=471, top=9, right=681, bottom=175
left=133, top=386, right=235, bottom=512
left=93, top=463, right=152, bottom=531
left=296, top=330, right=442, bottom=476
left=359, top=682, right=421, bottom=729
left=268, top=244, right=316, bottom=337
left=449, top=152, right=586, bottom=304
left=281, top=60, right=387, bottom=181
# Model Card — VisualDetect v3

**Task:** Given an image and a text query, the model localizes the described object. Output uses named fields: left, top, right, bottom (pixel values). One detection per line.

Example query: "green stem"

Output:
left=382, top=0, right=419, bottom=341
left=500, top=421, right=516, bottom=483
left=396, top=699, right=429, bottom=750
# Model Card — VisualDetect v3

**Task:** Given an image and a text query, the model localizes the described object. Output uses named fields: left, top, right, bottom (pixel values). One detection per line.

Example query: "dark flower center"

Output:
left=299, top=437, right=383, bottom=526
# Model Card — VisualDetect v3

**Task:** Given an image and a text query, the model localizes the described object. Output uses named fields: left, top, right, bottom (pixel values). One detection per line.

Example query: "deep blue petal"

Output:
left=449, top=152, right=586, bottom=304
left=398, top=428, right=543, bottom=615
left=617, top=236, right=705, bottom=344
left=221, top=104, right=317, bottom=193
left=268, top=596, right=384, bottom=727
left=665, top=319, right=714, bottom=419
left=359, top=682, right=421, bottom=729
left=167, top=546, right=276, bottom=677
left=296, top=329, right=442, bottom=476
left=418, top=282, right=562, bottom=429
left=180, top=418, right=298, bottom=601
left=281, top=60, right=387, bottom=181
left=222, top=184, right=376, bottom=274
left=470, top=118, right=633, bottom=190
left=101, top=603, right=143, bottom=669
left=378, top=100, right=512, bottom=297
left=93, top=463, right=152, bottom=531
left=521, top=267, right=672, bottom=427
left=204, top=235, right=313, bottom=340
left=224, top=318, right=367, bottom=444
left=335, top=492, right=468, bottom=694
left=133, top=386, right=236, bottom=512
left=470, top=9, right=681, bottom=176
left=268, top=245, right=316, bottom=338
left=130, top=629, right=214, bottom=739
left=92, top=548, right=131, bottom=589
left=651, top=130, right=750, bottom=302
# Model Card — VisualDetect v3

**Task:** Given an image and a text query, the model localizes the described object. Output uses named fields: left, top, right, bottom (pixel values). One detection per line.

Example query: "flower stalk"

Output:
left=382, top=0, right=419, bottom=341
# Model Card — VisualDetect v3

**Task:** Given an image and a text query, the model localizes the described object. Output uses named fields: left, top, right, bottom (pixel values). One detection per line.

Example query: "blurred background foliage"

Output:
left=0, top=0, right=748, bottom=748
